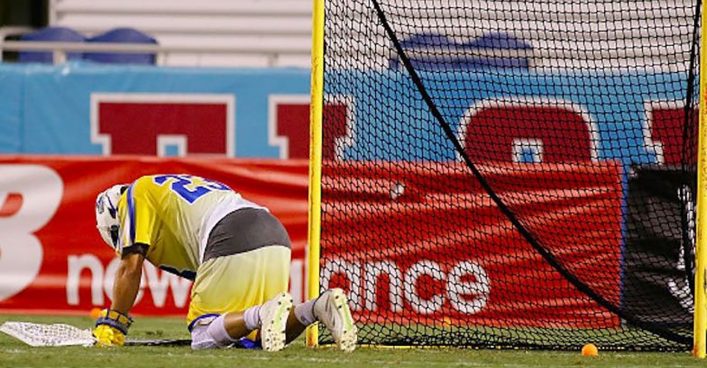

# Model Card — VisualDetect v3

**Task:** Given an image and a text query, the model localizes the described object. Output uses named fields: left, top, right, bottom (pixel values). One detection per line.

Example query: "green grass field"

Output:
left=0, top=314, right=704, bottom=368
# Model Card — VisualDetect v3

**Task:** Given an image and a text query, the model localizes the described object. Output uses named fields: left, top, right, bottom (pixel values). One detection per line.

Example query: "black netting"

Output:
left=318, top=0, right=701, bottom=350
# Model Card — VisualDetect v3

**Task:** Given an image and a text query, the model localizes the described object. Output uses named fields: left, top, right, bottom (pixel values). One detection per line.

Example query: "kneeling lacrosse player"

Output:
left=93, top=174, right=357, bottom=352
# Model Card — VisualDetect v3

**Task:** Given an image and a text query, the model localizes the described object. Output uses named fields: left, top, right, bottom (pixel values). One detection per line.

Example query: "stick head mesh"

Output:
left=0, top=321, right=95, bottom=347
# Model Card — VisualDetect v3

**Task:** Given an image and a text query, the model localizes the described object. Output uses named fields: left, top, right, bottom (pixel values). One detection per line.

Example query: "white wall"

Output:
left=326, top=0, right=697, bottom=71
left=50, top=0, right=696, bottom=70
left=50, top=0, right=312, bottom=67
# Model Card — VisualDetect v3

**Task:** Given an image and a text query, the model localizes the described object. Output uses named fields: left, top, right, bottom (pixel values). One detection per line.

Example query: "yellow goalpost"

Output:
left=306, top=0, right=325, bottom=348
left=694, top=0, right=707, bottom=358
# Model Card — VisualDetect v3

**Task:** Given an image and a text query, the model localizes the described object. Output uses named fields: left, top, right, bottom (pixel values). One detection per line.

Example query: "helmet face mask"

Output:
left=95, top=184, right=127, bottom=250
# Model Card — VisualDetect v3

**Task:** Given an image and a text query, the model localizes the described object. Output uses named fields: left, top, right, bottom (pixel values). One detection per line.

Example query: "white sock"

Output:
left=206, top=314, right=237, bottom=345
left=243, top=305, right=262, bottom=331
left=294, top=299, right=317, bottom=326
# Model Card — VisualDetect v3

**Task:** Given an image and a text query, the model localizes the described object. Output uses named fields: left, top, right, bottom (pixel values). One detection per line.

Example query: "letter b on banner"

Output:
left=0, top=165, right=63, bottom=301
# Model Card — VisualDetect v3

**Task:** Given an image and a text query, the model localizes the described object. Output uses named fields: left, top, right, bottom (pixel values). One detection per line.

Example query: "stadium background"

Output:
left=0, top=0, right=698, bottom=352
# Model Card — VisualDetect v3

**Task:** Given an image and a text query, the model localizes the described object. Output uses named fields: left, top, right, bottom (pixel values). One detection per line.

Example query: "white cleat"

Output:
left=259, top=292, right=293, bottom=352
left=314, top=288, right=358, bottom=352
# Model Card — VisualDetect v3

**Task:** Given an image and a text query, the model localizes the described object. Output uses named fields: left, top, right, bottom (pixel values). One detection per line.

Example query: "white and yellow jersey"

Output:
left=116, top=174, right=265, bottom=279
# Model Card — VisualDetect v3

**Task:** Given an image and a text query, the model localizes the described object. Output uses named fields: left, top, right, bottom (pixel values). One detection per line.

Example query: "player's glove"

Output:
left=93, top=309, right=133, bottom=347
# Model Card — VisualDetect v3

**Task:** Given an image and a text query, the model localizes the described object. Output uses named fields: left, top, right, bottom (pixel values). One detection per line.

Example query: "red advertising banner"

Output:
left=320, top=161, right=624, bottom=328
left=0, top=156, right=309, bottom=317
left=0, top=157, right=623, bottom=329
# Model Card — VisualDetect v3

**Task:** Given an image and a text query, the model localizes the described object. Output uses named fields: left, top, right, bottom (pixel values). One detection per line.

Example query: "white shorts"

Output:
left=190, top=315, right=261, bottom=350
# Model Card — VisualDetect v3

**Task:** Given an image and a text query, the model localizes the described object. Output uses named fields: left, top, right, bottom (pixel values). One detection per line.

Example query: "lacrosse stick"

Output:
left=0, top=321, right=191, bottom=347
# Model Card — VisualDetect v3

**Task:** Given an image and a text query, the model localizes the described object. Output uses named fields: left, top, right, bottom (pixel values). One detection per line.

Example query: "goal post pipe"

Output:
left=694, top=0, right=707, bottom=358
left=306, top=0, right=325, bottom=348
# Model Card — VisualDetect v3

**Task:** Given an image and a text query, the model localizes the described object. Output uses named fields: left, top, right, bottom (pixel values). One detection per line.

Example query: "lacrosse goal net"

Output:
left=308, top=0, right=706, bottom=352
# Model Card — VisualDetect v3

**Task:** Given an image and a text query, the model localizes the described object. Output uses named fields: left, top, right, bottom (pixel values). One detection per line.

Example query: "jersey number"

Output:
left=153, top=174, right=230, bottom=204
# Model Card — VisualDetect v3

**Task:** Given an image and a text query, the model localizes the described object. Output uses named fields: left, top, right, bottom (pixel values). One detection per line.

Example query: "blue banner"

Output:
left=327, top=70, right=690, bottom=166
left=2, top=62, right=311, bottom=157
left=0, top=64, right=24, bottom=153
left=0, top=62, right=693, bottom=166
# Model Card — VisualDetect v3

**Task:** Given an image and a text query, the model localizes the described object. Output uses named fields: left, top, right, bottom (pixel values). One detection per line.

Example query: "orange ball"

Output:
left=89, top=307, right=102, bottom=319
left=581, top=343, right=599, bottom=357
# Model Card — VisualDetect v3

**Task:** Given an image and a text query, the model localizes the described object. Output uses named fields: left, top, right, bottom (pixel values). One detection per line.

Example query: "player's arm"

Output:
left=111, top=247, right=146, bottom=313
left=93, top=244, right=148, bottom=347
left=108, top=180, right=154, bottom=313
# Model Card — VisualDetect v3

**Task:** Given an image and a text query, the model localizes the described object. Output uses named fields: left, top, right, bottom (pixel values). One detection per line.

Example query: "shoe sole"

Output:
left=260, top=292, right=293, bottom=352
left=328, top=288, right=358, bottom=352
